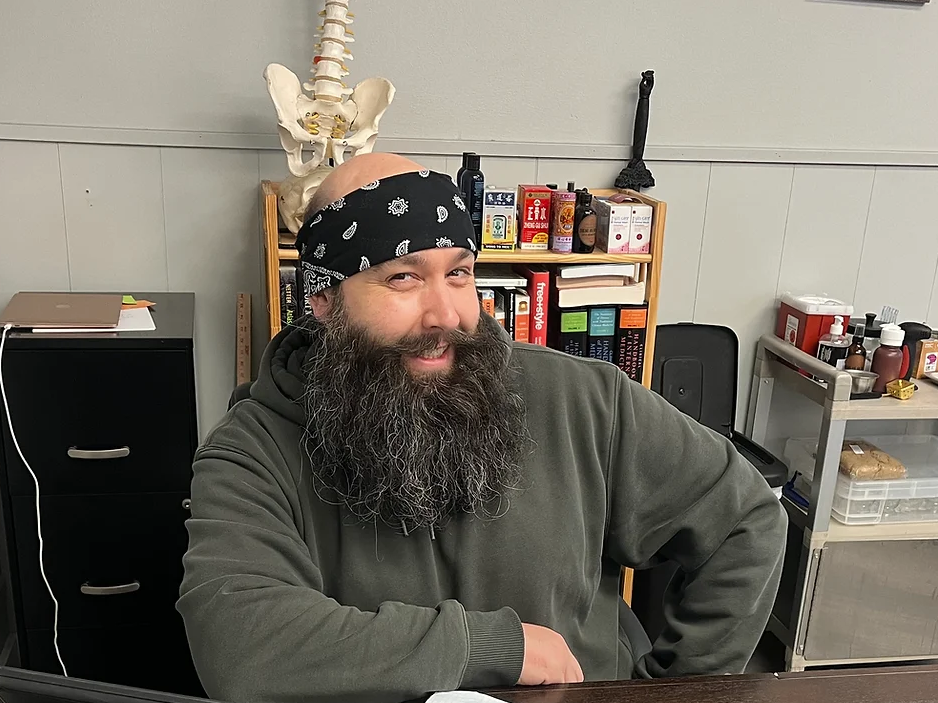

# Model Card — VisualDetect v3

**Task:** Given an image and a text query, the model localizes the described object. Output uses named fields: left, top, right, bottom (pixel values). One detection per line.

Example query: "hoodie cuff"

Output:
left=461, top=607, right=525, bottom=689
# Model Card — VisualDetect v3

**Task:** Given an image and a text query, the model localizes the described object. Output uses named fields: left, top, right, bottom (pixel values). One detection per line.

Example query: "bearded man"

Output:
left=177, top=153, right=786, bottom=703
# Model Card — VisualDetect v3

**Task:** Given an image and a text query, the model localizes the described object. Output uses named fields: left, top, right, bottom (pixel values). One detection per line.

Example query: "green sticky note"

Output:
left=122, top=295, right=136, bottom=305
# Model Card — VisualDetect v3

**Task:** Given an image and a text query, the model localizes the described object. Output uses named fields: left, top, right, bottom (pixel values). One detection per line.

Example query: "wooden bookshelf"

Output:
left=261, top=179, right=667, bottom=603
left=262, top=180, right=666, bottom=386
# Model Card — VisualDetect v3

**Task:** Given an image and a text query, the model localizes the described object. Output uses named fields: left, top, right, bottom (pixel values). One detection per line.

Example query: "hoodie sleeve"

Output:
left=176, top=414, right=524, bottom=703
left=604, top=375, right=787, bottom=678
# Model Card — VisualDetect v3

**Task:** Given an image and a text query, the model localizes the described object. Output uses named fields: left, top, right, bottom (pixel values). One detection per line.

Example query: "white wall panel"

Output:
left=59, top=144, right=168, bottom=292
left=777, top=166, right=875, bottom=305
left=695, top=163, right=795, bottom=428
left=534, top=159, right=623, bottom=191
left=854, top=168, right=938, bottom=324
left=161, top=148, right=262, bottom=437
left=643, top=161, right=712, bottom=325
left=0, top=141, right=70, bottom=309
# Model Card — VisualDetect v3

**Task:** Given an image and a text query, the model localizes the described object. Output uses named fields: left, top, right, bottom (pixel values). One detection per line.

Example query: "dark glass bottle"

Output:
left=844, top=324, right=868, bottom=371
left=458, top=154, right=485, bottom=240
left=573, top=190, right=597, bottom=254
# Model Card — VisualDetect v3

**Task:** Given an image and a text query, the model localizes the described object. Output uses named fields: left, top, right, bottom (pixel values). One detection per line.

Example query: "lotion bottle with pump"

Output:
left=817, top=315, right=850, bottom=370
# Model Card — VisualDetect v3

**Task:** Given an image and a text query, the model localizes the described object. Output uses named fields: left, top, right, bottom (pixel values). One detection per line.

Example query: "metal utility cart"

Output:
left=747, top=334, right=938, bottom=672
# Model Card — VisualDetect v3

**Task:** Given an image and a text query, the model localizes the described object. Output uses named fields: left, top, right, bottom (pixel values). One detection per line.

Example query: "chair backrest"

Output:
left=650, top=322, right=739, bottom=438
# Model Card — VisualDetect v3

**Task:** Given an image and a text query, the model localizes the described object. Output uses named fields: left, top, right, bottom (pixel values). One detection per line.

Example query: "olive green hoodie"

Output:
left=177, top=317, right=786, bottom=703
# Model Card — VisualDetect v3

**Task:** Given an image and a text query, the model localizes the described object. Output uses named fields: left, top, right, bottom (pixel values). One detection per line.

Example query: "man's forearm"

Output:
left=639, top=497, right=787, bottom=677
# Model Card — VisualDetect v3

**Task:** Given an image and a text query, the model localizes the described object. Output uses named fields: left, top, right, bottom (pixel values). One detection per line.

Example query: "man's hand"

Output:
left=518, top=623, right=584, bottom=686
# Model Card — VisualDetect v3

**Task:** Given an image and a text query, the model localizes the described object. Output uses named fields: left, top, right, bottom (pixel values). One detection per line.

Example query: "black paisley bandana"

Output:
left=295, top=169, right=479, bottom=295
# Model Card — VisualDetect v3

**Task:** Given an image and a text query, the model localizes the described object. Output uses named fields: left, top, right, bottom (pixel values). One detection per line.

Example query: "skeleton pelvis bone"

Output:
left=277, top=164, right=335, bottom=236
left=264, top=62, right=395, bottom=233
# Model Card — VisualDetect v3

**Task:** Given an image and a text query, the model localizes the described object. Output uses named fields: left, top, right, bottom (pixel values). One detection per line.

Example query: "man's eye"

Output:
left=449, top=268, right=472, bottom=278
left=388, top=272, right=415, bottom=282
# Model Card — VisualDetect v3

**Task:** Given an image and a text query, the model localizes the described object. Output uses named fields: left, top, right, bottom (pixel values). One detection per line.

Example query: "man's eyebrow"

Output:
left=451, top=248, right=475, bottom=265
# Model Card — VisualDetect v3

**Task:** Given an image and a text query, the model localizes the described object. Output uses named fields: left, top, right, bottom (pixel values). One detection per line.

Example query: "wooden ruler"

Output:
left=236, top=293, right=252, bottom=385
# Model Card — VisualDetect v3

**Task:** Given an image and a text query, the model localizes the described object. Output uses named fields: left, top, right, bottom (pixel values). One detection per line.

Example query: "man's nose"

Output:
left=421, top=286, right=460, bottom=332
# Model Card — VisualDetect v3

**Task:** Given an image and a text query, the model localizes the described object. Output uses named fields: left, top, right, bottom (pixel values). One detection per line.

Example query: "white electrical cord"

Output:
left=0, top=323, right=68, bottom=676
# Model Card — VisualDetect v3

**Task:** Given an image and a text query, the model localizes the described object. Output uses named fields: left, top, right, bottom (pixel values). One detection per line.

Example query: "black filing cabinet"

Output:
left=0, top=293, right=203, bottom=697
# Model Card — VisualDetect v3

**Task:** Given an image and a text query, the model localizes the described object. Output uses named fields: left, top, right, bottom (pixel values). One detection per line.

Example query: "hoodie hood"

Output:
left=249, top=314, right=514, bottom=426
left=249, top=322, right=313, bottom=425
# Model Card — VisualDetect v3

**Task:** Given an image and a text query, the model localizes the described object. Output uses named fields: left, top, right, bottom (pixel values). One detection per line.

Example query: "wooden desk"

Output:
left=490, top=665, right=938, bottom=703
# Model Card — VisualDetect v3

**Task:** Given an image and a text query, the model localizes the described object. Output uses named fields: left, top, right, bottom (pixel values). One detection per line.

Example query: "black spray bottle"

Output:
left=458, top=153, right=485, bottom=240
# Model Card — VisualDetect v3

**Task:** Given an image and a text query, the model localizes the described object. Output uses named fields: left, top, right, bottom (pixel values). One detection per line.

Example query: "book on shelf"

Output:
left=495, top=289, right=514, bottom=337
left=555, top=275, right=633, bottom=290
left=513, top=265, right=549, bottom=346
left=279, top=263, right=298, bottom=328
left=556, top=281, right=645, bottom=308
left=587, top=306, right=617, bottom=364
left=513, top=289, right=530, bottom=343
left=555, top=307, right=589, bottom=357
left=474, top=266, right=528, bottom=288
left=615, top=304, right=648, bottom=383
left=558, top=263, right=636, bottom=279
left=478, top=288, right=496, bottom=316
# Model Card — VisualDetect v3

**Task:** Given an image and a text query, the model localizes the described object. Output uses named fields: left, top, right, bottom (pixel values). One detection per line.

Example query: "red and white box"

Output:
left=776, top=294, right=854, bottom=357
left=517, top=185, right=552, bottom=250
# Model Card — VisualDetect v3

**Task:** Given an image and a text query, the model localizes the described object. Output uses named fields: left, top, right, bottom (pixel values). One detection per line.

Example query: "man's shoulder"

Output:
left=198, top=399, right=301, bottom=465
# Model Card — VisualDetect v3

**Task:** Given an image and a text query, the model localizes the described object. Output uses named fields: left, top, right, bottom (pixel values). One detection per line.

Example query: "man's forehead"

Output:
left=371, top=247, right=474, bottom=271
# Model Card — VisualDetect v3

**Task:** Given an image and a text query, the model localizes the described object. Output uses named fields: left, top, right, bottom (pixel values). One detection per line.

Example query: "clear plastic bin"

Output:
left=784, top=435, right=938, bottom=525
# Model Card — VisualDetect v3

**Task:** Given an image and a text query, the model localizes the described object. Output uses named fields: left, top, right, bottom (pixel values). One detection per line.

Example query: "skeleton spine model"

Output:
left=264, top=0, right=396, bottom=233
left=302, top=1, right=357, bottom=162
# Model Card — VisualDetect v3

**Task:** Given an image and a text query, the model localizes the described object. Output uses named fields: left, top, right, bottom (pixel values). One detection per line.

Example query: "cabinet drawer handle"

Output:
left=67, top=447, right=130, bottom=460
left=80, top=581, right=140, bottom=596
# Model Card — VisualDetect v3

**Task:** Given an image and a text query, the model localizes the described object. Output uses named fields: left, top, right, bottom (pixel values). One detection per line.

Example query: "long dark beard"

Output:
left=300, top=299, right=531, bottom=535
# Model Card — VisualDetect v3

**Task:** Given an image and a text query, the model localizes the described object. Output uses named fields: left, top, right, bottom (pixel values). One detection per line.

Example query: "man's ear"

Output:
left=308, top=289, right=336, bottom=320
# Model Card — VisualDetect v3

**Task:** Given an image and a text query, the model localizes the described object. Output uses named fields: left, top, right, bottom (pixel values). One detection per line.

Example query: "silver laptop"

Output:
left=0, top=292, right=122, bottom=329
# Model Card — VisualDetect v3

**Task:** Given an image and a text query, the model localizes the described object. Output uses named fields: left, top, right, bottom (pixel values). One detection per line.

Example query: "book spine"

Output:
left=494, top=289, right=507, bottom=329
left=514, top=266, right=550, bottom=346
left=279, top=264, right=297, bottom=328
left=478, top=288, right=496, bottom=317
left=558, top=307, right=589, bottom=357
left=615, top=304, right=649, bottom=382
left=504, top=288, right=516, bottom=338
left=587, top=306, right=617, bottom=363
left=295, top=263, right=311, bottom=318
left=513, top=290, right=530, bottom=343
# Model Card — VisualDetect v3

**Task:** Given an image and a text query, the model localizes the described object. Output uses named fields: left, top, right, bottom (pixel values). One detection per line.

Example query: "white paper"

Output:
left=426, top=693, right=506, bottom=703
left=31, top=306, right=156, bottom=334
